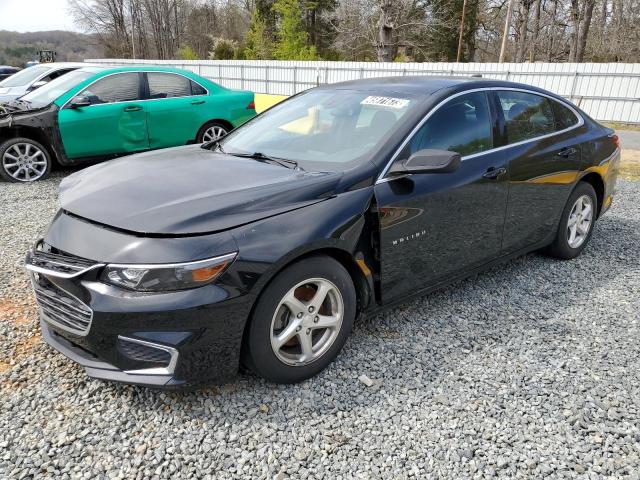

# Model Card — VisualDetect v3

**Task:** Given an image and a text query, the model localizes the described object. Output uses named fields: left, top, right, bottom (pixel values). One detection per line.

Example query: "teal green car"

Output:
left=0, top=66, right=256, bottom=182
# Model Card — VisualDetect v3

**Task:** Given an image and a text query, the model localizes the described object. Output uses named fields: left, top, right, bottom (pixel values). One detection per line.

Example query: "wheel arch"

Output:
left=578, top=172, right=605, bottom=217
left=197, top=119, right=234, bottom=140
left=0, top=126, right=58, bottom=165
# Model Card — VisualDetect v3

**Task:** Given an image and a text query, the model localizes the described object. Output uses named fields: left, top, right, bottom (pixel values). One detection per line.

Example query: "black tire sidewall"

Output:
left=246, top=256, right=357, bottom=383
left=0, top=137, right=52, bottom=183
left=196, top=121, right=229, bottom=143
left=549, top=182, right=597, bottom=259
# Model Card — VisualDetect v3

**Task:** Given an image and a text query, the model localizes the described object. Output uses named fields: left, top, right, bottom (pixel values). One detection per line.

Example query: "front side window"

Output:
left=147, top=73, right=193, bottom=99
left=80, top=73, right=140, bottom=105
left=399, top=91, right=493, bottom=160
left=497, top=91, right=555, bottom=144
left=21, top=69, right=95, bottom=107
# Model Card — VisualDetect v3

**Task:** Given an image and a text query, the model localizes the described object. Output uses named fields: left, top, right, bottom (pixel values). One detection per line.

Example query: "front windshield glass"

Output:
left=220, top=89, right=422, bottom=168
left=0, top=65, right=50, bottom=87
left=20, top=69, right=95, bottom=107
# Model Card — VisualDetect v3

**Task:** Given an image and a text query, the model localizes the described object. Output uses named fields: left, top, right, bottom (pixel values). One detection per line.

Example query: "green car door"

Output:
left=143, top=72, right=208, bottom=149
left=58, top=72, right=149, bottom=159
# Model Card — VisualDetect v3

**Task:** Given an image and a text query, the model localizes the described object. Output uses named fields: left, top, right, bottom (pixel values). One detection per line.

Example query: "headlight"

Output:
left=101, top=253, right=237, bottom=292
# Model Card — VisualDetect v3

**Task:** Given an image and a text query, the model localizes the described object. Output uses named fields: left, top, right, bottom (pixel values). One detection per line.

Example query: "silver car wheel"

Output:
left=270, top=278, right=344, bottom=366
left=2, top=142, right=48, bottom=182
left=202, top=125, right=227, bottom=142
left=567, top=194, right=593, bottom=248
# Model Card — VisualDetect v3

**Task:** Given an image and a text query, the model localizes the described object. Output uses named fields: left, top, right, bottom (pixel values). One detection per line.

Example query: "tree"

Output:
left=244, top=9, right=274, bottom=59
left=272, top=0, right=318, bottom=60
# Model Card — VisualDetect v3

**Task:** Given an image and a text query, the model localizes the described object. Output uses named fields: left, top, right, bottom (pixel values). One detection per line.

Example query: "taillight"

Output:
left=610, top=134, right=620, bottom=149
left=247, top=100, right=255, bottom=110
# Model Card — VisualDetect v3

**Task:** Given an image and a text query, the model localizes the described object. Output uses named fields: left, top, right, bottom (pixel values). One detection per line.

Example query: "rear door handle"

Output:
left=190, top=100, right=205, bottom=105
left=557, top=147, right=577, bottom=158
left=123, top=105, right=142, bottom=112
left=482, top=166, right=507, bottom=180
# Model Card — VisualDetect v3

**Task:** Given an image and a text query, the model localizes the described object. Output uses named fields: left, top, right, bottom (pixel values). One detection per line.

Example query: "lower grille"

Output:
left=32, top=276, right=92, bottom=335
left=118, top=338, right=172, bottom=365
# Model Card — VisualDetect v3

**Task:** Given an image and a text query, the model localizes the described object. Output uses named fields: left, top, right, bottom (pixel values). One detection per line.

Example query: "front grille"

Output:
left=118, top=338, right=172, bottom=365
left=32, top=276, right=92, bottom=335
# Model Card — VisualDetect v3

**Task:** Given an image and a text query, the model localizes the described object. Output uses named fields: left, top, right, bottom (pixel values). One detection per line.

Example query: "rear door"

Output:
left=143, top=72, right=208, bottom=149
left=58, top=72, right=148, bottom=158
left=374, top=90, right=510, bottom=303
left=494, top=90, right=583, bottom=255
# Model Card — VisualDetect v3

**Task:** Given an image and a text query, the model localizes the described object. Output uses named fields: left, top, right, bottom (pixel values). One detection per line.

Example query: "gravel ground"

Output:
left=1, top=171, right=639, bottom=479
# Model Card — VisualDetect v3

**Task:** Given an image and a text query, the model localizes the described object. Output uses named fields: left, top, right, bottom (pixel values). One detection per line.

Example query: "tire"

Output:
left=0, top=137, right=52, bottom=183
left=544, top=182, right=597, bottom=259
left=196, top=121, right=229, bottom=143
left=244, top=256, right=357, bottom=383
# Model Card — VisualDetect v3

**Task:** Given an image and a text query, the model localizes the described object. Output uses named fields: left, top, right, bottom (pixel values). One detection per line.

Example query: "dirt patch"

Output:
left=621, top=150, right=640, bottom=181
left=0, top=297, right=36, bottom=325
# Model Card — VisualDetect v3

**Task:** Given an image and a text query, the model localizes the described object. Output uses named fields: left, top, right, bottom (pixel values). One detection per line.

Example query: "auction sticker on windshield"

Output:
left=360, top=96, right=410, bottom=109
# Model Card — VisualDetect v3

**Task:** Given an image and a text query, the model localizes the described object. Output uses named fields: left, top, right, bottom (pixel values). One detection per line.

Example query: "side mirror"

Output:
left=68, top=96, right=91, bottom=109
left=389, top=149, right=461, bottom=176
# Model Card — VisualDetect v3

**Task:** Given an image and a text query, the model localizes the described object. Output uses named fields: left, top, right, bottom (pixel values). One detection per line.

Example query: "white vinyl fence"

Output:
left=88, top=59, right=640, bottom=124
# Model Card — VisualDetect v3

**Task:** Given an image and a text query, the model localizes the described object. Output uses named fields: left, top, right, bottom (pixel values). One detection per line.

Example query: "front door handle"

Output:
left=190, top=100, right=205, bottom=105
left=123, top=105, right=142, bottom=112
left=482, top=166, right=507, bottom=180
left=557, top=147, right=577, bottom=158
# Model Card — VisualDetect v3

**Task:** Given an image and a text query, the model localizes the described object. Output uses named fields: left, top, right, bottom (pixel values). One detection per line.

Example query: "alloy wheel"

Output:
left=202, top=125, right=227, bottom=142
left=567, top=194, right=593, bottom=248
left=270, top=278, right=344, bottom=366
left=2, top=142, right=48, bottom=182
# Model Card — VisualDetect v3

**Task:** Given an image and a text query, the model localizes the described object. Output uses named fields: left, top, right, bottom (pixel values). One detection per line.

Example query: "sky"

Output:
left=0, top=0, right=81, bottom=33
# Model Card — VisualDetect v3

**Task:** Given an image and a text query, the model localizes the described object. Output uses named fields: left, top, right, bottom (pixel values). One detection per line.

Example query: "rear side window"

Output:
left=190, top=80, right=207, bottom=95
left=147, top=73, right=192, bottom=99
left=552, top=100, right=579, bottom=130
left=496, top=91, right=555, bottom=144
left=402, top=91, right=493, bottom=158
left=81, top=73, right=141, bottom=105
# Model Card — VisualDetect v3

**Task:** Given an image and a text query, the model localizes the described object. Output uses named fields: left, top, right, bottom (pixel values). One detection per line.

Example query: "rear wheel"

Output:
left=544, top=182, right=597, bottom=259
left=197, top=121, right=229, bottom=143
left=244, top=256, right=356, bottom=383
left=0, top=137, right=51, bottom=182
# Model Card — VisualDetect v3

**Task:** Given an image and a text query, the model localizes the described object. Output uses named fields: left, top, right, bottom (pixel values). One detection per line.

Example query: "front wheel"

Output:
left=0, top=137, right=51, bottom=182
left=544, top=182, right=597, bottom=259
left=244, top=256, right=356, bottom=383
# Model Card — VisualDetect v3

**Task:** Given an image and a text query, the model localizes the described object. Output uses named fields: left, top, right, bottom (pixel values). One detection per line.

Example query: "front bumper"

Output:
left=26, top=241, right=252, bottom=389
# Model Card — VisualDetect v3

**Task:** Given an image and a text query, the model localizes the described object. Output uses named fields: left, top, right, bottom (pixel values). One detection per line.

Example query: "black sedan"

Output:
left=25, top=76, right=620, bottom=388
left=0, top=66, right=20, bottom=81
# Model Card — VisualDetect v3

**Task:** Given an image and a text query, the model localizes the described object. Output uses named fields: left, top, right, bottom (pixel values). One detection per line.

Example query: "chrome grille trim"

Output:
left=25, top=243, right=104, bottom=279
left=31, top=276, right=93, bottom=336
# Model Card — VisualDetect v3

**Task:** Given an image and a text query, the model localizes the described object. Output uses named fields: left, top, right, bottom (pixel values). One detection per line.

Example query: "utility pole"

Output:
left=456, top=0, right=469, bottom=62
left=499, top=0, right=515, bottom=63
left=130, top=0, right=136, bottom=60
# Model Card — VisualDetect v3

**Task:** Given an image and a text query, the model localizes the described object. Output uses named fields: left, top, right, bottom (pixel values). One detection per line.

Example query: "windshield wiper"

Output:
left=229, top=151, right=302, bottom=170
left=201, top=139, right=226, bottom=153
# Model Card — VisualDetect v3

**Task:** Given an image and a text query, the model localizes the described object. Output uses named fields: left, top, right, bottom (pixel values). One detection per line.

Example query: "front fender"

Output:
left=230, top=187, right=376, bottom=298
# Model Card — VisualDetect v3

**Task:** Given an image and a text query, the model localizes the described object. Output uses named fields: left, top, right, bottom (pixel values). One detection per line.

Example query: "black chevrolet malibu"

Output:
left=26, top=77, right=620, bottom=388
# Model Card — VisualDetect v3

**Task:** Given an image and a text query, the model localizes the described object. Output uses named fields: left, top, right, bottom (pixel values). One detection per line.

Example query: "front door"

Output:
left=375, top=90, right=509, bottom=303
left=59, top=72, right=148, bottom=159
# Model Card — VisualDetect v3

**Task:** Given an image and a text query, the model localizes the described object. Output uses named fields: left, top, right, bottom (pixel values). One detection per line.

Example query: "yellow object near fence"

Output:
left=254, top=93, right=288, bottom=113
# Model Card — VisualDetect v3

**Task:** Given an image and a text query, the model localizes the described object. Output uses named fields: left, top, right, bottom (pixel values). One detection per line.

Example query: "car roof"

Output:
left=324, top=75, right=553, bottom=97
left=75, top=65, right=199, bottom=75
left=34, top=62, right=90, bottom=70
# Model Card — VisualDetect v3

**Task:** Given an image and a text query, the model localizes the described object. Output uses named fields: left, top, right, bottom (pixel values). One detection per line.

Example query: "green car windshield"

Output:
left=220, top=89, right=421, bottom=170
left=20, top=69, right=97, bottom=108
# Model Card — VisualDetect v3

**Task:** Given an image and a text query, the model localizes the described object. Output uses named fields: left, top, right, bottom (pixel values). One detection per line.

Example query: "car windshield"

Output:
left=220, top=89, right=422, bottom=169
left=20, top=69, right=96, bottom=107
left=0, top=65, right=50, bottom=87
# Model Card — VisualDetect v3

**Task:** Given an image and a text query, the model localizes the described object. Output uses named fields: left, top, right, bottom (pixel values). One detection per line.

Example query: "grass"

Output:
left=602, top=122, right=640, bottom=132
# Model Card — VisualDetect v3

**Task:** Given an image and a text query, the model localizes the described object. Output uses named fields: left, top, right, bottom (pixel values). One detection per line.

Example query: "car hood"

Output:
left=0, top=86, right=26, bottom=97
left=59, top=145, right=343, bottom=235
